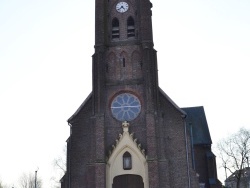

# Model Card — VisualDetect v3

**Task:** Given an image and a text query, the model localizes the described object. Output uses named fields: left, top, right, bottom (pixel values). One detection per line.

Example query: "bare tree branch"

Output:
left=51, top=145, right=66, bottom=188
left=217, top=127, right=250, bottom=188
left=19, top=172, right=42, bottom=188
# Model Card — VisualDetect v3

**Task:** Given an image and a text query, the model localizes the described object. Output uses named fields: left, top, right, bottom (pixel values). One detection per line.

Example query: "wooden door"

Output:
left=112, top=174, right=144, bottom=188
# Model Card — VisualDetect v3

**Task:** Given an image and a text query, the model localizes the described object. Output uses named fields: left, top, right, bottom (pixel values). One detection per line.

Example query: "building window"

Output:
left=127, top=16, right=135, bottom=38
left=123, top=58, right=125, bottom=67
left=123, top=152, right=132, bottom=170
left=112, top=18, right=120, bottom=39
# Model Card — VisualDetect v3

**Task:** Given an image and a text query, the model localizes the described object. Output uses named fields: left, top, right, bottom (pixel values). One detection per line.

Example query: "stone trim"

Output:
left=106, top=122, right=149, bottom=188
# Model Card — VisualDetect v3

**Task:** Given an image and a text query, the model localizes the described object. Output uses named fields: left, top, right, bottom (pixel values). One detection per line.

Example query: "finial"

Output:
left=122, top=121, right=129, bottom=132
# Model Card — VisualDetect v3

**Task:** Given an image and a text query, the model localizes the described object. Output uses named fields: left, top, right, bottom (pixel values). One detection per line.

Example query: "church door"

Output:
left=112, top=174, right=144, bottom=188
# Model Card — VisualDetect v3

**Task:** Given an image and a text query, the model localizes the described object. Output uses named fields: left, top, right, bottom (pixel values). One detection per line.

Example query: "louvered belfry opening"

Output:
left=127, top=16, right=135, bottom=38
left=112, top=18, right=120, bottom=39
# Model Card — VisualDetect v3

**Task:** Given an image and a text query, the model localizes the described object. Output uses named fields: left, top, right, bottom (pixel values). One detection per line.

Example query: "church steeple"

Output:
left=93, top=0, right=158, bottom=114
left=91, top=2, right=161, bottom=187
left=61, top=1, right=202, bottom=188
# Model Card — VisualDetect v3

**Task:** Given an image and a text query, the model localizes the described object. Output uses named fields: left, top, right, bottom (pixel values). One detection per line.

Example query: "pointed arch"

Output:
left=112, top=18, right=120, bottom=39
left=120, top=51, right=128, bottom=68
left=132, top=51, right=142, bottom=79
left=120, top=51, right=130, bottom=80
left=127, top=16, right=135, bottom=38
left=106, top=127, right=149, bottom=188
left=106, top=52, right=118, bottom=81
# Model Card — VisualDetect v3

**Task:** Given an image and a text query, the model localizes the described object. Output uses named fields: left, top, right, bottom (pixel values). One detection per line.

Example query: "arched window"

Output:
left=127, top=16, right=135, bottom=38
left=122, top=57, right=125, bottom=67
left=123, top=152, right=132, bottom=170
left=112, top=18, right=120, bottom=39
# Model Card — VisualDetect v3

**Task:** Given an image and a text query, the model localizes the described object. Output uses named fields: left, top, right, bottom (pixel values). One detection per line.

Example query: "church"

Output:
left=61, top=0, right=221, bottom=187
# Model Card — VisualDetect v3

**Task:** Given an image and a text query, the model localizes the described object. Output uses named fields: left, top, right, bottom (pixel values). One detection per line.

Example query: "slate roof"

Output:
left=159, top=87, right=187, bottom=116
left=67, top=92, right=92, bottom=123
left=182, top=106, right=212, bottom=145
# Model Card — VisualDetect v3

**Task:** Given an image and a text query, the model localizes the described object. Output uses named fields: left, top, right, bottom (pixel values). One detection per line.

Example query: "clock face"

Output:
left=116, top=2, right=129, bottom=13
left=111, top=93, right=141, bottom=122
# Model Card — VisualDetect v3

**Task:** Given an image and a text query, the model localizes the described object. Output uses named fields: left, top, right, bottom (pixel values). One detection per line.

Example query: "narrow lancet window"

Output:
left=123, top=58, right=126, bottom=67
left=123, top=152, right=132, bottom=170
left=127, top=17, right=135, bottom=38
left=112, top=18, right=120, bottom=39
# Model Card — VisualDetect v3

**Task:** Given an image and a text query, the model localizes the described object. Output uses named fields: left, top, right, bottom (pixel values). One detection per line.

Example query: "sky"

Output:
left=0, top=0, right=250, bottom=187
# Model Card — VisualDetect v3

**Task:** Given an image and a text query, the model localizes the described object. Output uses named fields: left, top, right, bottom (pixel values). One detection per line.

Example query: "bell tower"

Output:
left=61, top=1, right=200, bottom=188
left=92, top=1, right=160, bottom=186
left=93, top=0, right=158, bottom=115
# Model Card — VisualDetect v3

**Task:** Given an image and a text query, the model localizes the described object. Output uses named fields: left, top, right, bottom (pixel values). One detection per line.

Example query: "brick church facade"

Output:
left=61, top=0, right=221, bottom=187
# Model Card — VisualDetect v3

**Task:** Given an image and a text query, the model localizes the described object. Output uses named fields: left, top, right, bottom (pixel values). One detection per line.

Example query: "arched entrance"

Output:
left=112, top=174, right=144, bottom=188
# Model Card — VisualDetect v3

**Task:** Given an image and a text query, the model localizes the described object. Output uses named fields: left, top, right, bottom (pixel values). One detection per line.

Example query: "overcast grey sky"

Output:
left=0, top=0, right=250, bottom=187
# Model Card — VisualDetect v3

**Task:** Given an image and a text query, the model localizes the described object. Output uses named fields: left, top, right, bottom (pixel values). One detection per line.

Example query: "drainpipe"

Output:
left=183, top=115, right=191, bottom=188
left=68, top=123, right=72, bottom=188
left=190, top=124, right=195, bottom=170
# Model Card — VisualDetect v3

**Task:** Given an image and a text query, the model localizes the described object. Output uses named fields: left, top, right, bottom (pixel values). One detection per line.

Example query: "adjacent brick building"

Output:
left=60, top=0, right=221, bottom=187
